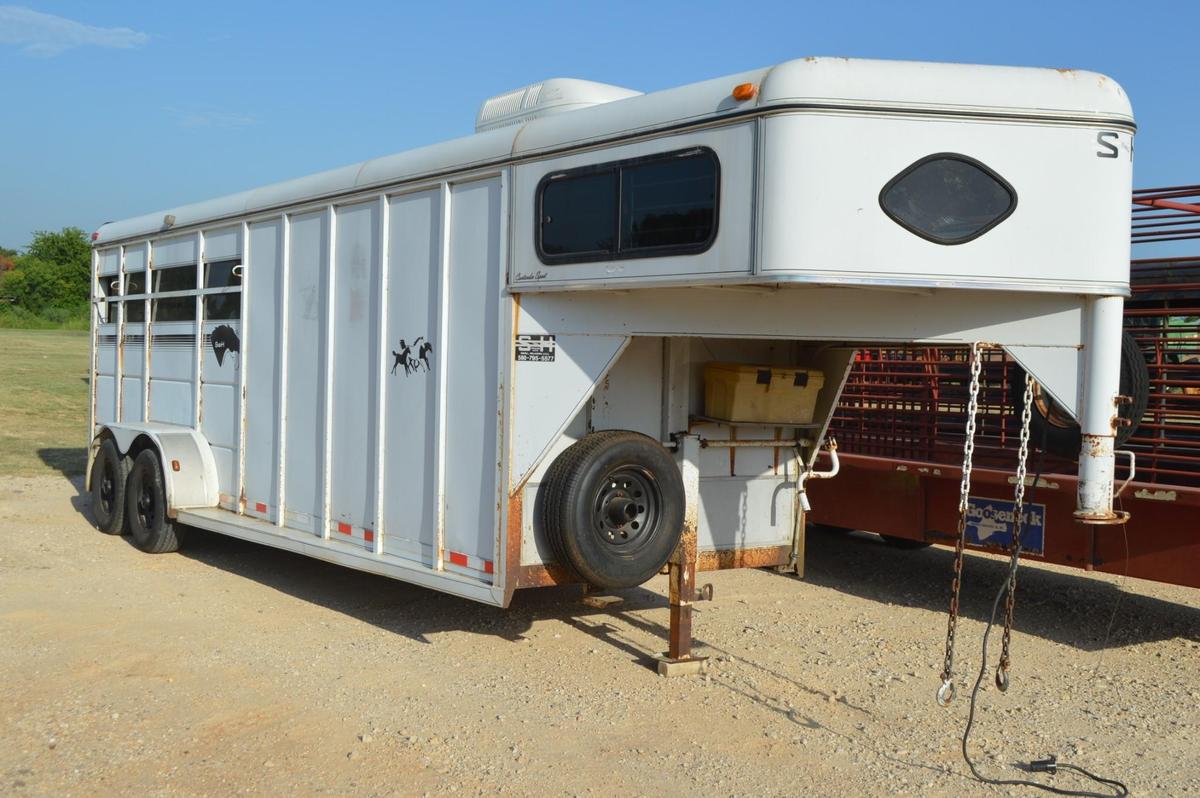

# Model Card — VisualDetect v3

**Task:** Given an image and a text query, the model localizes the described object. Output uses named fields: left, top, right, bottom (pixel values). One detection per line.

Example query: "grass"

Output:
left=0, top=329, right=90, bottom=477
left=0, top=305, right=90, bottom=331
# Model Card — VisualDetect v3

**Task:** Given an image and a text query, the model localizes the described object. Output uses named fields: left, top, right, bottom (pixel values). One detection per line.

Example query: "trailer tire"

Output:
left=91, top=438, right=130, bottom=535
left=126, top=449, right=184, bottom=554
left=542, top=431, right=685, bottom=590
left=1013, top=331, right=1150, bottom=458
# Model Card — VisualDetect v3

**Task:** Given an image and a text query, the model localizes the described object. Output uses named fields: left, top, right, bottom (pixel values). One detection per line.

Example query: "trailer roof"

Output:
left=94, top=56, right=1134, bottom=247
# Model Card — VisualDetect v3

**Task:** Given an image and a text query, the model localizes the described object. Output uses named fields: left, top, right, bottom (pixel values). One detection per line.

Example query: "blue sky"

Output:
left=0, top=0, right=1196, bottom=249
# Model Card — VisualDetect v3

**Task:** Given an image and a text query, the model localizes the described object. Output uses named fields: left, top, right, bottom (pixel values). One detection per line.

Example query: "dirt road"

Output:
left=1, top=474, right=1197, bottom=796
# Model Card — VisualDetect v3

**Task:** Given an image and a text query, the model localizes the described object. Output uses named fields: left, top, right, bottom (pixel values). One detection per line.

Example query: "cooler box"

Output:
left=703, top=363, right=825, bottom=424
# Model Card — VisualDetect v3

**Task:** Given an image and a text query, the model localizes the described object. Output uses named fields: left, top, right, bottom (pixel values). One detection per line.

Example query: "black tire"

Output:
left=1013, top=331, right=1150, bottom=458
left=90, top=438, right=129, bottom=535
left=542, top=431, right=685, bottom=589
left=879, top=534, right=932, bottom=550
left=126, top=449, right=184, bottom=553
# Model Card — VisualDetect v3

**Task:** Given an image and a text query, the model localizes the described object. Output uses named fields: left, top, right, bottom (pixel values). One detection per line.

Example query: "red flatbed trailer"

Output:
left=807, top=186, right=1200, bottom=589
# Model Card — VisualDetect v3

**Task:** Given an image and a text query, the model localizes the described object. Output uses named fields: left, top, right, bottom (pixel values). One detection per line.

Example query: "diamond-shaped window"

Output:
left=879, top=154, right=1016, bottom=245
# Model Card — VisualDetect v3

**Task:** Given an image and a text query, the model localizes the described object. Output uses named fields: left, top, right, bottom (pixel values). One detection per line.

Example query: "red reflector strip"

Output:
left=364, top=529, right=375, bottom=543
left=337, top=522, right=352, bottom=535
left=484, top=560, right=494, bottom=574
left=255, top=502, right=267, bottom=513
left=448, top=551, right=469, bottom=567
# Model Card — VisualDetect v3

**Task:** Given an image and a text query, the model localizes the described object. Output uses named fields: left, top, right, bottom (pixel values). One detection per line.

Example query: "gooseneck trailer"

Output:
left=810, top=188, right=1200, bottom=589
left=87, top=57, right=1136, bottom=663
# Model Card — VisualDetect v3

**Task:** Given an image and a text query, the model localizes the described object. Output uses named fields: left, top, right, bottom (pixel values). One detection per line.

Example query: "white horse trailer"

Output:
left=87, top=57, right=1135, bottom=665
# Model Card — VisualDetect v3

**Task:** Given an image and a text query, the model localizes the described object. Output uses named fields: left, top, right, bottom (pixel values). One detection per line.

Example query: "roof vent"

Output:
left=475, top=78, right=641, bottom=133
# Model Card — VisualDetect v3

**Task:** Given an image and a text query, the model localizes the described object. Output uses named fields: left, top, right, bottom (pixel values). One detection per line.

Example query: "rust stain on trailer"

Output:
left=503, top=491, right=525, bottom=605
left=697, top=545, right=791, bottom=571
left=517, top=562, right=578, bottom=589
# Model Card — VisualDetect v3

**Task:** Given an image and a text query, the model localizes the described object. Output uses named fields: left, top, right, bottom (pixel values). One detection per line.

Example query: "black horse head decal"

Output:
left=211, top=324, right=240, bottom=367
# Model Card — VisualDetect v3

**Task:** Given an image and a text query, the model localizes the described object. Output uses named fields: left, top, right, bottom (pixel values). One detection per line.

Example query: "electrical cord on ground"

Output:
left=958, top=429, right=1129, bottom=797
left=1088, top=495, right=1131, bottom=691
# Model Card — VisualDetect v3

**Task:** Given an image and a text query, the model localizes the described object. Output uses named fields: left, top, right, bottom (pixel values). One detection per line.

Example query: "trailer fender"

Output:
left=89, top=423, right=220, bottom=516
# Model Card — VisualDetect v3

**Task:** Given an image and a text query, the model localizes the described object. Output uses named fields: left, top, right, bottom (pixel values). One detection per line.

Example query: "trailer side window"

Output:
left=202, top=258, right=241, bottom=320
left=153, top=297, right=196, bottom=322
left=620, top=151, right=717, bottom=251
left=540, top=170, right=617, bottom=258
left=123, top=269, right=146, bottom=322
left=205, top=259, right=242, bottom=288
left=879, top=154, right=1015, bottom=245
left=96, top=276, right=118, bottom=323
left=153, top=264, right=197, bottom=293
left=124, top=270, right=146, bottom=295
left=204, top=293, right=241, bottom=320
left=537, top=147, right=719, bottom=264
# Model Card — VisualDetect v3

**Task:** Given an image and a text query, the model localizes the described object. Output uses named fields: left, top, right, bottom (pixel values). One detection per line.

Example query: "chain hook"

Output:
left=937, top=680, right=956, bottom=706
left=937, top=342, right=984, bottom=706
left=994, top=374, right=1037, bottom=690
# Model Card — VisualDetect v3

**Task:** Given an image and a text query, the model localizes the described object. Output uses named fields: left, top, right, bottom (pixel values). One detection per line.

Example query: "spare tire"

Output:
left=1012, top=331, right=1150, bottom=458
left=542, top=431, right=685, bottom=589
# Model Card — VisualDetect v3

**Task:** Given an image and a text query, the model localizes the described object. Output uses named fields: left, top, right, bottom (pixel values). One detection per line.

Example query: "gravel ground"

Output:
left=1, top=474, right=1197, bottom=797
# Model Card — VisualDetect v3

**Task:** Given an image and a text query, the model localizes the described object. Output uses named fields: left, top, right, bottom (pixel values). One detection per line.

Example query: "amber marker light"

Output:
left=171, top=460, right=181, bottom=472
left=732, top=82, right=758, bottom=101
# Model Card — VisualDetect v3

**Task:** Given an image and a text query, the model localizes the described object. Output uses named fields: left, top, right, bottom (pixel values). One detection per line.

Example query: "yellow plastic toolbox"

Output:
left=703, top=362, right=825, bottom=424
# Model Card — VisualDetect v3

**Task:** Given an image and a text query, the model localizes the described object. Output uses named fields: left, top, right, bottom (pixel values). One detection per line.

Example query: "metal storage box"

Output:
left=703, top=363, right=825, bottom=424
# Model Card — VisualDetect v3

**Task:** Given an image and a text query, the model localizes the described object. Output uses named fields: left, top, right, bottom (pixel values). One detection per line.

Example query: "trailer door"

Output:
left=441, top=177, right=503, bottom=578
left=200, top=231, right=243, bottom=510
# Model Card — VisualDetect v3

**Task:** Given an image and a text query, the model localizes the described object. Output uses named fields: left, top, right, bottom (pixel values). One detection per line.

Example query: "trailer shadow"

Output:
left=37, top=447, right=87, bottom=479
left=802, top=527, right=1200, bottom=652
left=175, top=525, right=672, bottom=660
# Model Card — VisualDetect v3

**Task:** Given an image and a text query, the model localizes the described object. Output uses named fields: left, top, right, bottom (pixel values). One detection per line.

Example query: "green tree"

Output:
left=0, top=228, right=92, bottom=327
left=0, top=257, right=87, bottom=311
left=25, top=227, right=90, bottom=278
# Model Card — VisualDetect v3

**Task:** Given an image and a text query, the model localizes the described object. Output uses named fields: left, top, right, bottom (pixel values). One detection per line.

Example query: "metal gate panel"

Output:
left=329, top=200, right=380, bottom=546
left=442, top=177, right=502, bottom=577
left=243, top=218, right=283, bottom=522
left=96, top=323, right=118, bottom=425
left=381, top=188, right=442, bottom=563
left=148, top=321, right=195, bottom=427
left=282, top=210, right=328, bottom=532
left=200, top=325, right=238, bottom=508
left=120, top=359, right=143, bottom=422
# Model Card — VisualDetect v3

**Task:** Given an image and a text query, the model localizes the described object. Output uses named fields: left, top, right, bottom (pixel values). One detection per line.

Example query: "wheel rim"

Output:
left=98, top=460, right=115, bottom=515
left=591, top=466, right=660, bottom=556
left=1031, top=381, right=1075, bottom=430
left=136, top=479, right=155, bottom=529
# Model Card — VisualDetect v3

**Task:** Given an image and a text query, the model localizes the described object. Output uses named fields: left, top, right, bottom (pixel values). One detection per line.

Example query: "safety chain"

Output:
left=995, top=373, right=1036, bottom=691
left=937, top=342, right=984, bottom=707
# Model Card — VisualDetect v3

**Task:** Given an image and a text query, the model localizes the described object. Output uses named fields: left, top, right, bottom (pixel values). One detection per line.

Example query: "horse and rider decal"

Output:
left=391, top=336, right=434, bottom=376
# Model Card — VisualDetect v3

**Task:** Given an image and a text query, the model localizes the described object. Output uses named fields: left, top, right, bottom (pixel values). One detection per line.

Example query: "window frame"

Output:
left=534, top=146, right=721, bottom=266
left=878, top=152, right=1017, bottom=246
